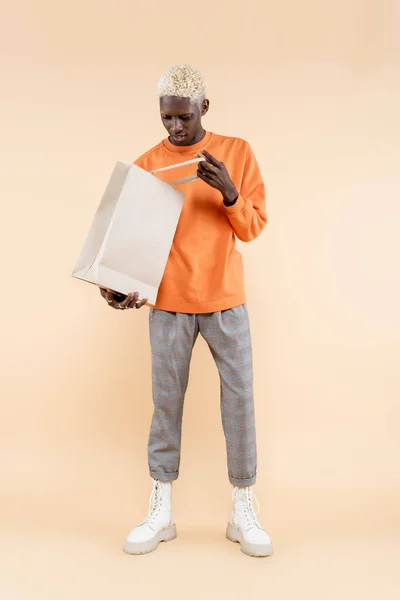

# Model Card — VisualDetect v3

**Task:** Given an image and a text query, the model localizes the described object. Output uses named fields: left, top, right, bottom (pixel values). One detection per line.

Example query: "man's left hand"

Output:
left=197, top=150, right=238, bottom=205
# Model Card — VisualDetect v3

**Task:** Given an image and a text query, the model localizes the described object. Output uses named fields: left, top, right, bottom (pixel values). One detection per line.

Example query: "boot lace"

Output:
left=142, top=480, right=164, bottom=526
left=233, top=486, right=261, bottom=528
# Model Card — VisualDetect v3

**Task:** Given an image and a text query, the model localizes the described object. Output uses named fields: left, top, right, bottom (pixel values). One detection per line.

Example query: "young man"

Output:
left=100, top=65, right=272, bottom=557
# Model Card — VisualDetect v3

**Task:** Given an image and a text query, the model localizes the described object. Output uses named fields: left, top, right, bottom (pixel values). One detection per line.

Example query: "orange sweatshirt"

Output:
left=134, top=131, right=267, bottom=313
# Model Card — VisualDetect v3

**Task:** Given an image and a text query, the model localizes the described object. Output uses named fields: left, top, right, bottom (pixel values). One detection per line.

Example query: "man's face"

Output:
left=160, top=96, right=209, bottom=146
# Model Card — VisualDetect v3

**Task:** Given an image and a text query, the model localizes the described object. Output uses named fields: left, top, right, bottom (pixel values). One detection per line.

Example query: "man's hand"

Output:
left=99, top=288, right=147, bottom=310
left=197, top=150, right=238, bottom=205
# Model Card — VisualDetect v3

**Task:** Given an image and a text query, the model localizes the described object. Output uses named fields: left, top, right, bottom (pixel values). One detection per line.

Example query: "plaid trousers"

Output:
left=148, top=304, right=257, bottom=486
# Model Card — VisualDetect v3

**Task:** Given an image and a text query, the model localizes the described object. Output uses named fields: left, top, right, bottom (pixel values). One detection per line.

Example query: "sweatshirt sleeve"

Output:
left=224, top=142, right=267, bottom=242
left=133, top=155, right=145, bottom=168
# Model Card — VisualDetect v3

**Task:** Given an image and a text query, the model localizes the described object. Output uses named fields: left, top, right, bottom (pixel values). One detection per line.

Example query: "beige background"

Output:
left=1, top=0, right=400, bottom=598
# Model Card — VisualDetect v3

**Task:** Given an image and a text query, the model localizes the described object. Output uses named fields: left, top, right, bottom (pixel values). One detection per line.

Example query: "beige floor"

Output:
left=2, top=509, right=399, bottom=599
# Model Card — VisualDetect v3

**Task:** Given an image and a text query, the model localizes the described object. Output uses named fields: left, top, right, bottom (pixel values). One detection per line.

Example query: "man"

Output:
left=100, top=65, right=272, bottom=557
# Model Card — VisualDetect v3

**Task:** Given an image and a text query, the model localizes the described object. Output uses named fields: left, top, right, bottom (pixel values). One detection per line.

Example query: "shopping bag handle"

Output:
left=149, top=156, right=203, bottom=186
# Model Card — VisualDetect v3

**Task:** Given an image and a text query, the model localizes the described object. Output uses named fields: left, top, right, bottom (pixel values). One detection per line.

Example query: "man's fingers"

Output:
left=120, top=293, right=134, bottom=309
left=102, top=288, right=120, bottom=309
left=135, top=298, right=148, bottom=309
left=198, top=160, right=218, bottom=175
left=128, top=292, right=140, bottom=308
left=120, top=292, right=139, bottom=309
left=197, top=170, right=219, bottom=187
left=105, top=289, right=114, bottom=303
left=200, top=149, right=221, bottom=167
left=100, top=288, right=147, bottom=311
left=197, top=164, right=218, bottom=178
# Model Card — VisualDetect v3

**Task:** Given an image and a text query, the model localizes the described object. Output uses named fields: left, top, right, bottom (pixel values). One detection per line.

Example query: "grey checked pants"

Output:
left=148, top=304, right=257, bottom=486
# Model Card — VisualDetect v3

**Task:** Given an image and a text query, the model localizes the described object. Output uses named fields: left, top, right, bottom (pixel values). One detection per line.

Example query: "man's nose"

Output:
left=170, top=117, right=183, bottom=133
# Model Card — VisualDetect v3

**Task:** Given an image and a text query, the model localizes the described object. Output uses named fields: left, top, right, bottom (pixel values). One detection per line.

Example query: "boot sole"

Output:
left=123, top=523, right=177, bottom=555
left=226, top=523, right=273, bottom=557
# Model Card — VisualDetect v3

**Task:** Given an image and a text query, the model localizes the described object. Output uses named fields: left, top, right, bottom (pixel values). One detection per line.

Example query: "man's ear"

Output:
left=201, top=99, right=210, bottom=117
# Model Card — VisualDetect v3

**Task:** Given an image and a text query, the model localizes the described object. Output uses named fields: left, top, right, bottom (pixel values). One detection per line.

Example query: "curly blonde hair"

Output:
left=156, top=64, right=207, bottom=105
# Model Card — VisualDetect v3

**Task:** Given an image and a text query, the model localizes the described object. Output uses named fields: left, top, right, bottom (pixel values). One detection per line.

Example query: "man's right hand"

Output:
left=99, top=288, right=148, bottom=310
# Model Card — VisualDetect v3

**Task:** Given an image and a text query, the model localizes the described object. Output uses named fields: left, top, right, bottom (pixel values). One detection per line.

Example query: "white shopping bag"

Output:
left=72, top=157, right=202, bottom=305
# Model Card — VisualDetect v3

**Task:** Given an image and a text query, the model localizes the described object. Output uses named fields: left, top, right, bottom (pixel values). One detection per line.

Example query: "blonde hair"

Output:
left=156, top=64, right=207, bottom=105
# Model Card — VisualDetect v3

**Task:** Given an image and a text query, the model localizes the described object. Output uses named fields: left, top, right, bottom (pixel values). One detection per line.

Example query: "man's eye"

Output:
left=162, top=116, right=172, bottom=120
left=181, top=116, right=191, bottom=120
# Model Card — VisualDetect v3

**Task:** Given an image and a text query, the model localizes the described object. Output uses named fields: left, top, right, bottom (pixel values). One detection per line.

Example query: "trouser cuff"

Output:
left=229, top=474, right=257, bottom=487
left=150, top=470, right=179, bottom=483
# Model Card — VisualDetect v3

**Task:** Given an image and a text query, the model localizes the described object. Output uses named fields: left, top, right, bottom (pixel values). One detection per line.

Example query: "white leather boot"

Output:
left=226, top=486, right=273, bottom=557
left=123, top=479, right=176, bottom=555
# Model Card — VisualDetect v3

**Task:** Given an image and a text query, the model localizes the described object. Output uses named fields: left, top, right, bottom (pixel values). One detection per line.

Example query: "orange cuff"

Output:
left=224, top=194, right=246, bottom=217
